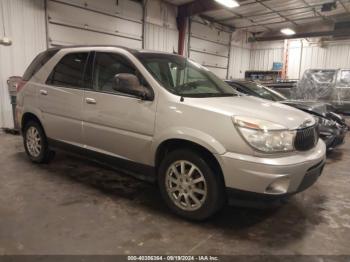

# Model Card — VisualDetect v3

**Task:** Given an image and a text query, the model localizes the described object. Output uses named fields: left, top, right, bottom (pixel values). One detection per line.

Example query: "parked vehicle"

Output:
left=264, top=79, right=298, bottom=98
left=292, top=69, right=350, bottom=115
left=17, top=46, right=326, bottom=220
left=226, top=80, right=348, bottom=151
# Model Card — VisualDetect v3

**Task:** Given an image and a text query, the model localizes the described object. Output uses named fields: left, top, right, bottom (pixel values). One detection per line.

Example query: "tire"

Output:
left=158, top=149, right=225, bottom=221
left=23, top=120, right=51, bottom=163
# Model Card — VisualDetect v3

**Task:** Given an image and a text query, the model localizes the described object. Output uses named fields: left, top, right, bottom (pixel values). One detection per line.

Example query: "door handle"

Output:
left=40, top=89, right=48, bottom=96
left=85, top=97, right=97, bottom=104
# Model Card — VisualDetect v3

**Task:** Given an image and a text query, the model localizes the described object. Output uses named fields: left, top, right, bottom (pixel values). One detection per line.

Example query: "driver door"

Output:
left=82, top=52, right=156, bottom=165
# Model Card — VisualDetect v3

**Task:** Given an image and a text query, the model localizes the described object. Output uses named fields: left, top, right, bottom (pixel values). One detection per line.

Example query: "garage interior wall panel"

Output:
left=144, top=0, right=178, bottom=53
left=300, top=43, right=350, bottom=72
left=250, top=40, right=350, bottom=79
left=47, top=0, right=143, bottom=48
left=249, top=48, right=284, bottom=71
left=0, top=0, right=46, bottom=128
left=188, top=18, right=231, bottom=79
left=228, top=46, right=251, bottom=79
left=228, top=31, right=250, bottom=79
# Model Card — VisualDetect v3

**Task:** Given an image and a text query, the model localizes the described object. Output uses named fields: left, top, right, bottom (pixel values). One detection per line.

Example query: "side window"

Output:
left=46, top=52, right=89, bottom=89
left=93, top=52, right=136, bottom=94
left=23, top=49, right=59, bottom=81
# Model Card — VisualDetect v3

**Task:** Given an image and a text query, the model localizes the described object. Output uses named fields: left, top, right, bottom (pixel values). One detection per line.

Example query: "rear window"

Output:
left=22, top=49, right=59, bottom=81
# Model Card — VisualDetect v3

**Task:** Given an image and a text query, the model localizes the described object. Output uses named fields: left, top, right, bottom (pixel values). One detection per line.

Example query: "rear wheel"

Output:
left=158, top=149, right=225, bottom=221
left=23, top=120, right=51, bottom=163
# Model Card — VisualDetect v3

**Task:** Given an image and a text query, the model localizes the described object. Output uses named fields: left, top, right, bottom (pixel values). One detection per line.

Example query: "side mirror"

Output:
left=113, top=73, right=153, bottom=100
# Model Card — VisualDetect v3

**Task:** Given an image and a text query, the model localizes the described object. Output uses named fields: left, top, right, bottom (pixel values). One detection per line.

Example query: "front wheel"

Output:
left=23, top=120, right=51, bottom=163
left=158, top=149, right=225, bottom=221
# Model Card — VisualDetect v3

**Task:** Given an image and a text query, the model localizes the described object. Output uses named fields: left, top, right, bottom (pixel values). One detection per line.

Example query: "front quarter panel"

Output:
left=152, top=92, right=255, bottom=165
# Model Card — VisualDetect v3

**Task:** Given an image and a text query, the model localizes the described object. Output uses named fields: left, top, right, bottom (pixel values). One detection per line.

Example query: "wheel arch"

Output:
left=155, top=138, right=226, bottom=187
left=21, top=112, right=45, bottom=135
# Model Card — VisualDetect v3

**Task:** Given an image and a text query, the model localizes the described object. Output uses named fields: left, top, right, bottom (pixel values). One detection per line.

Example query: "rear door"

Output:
left=40, top=52, right=90, bottom=146
left=82, top=51, right=156, bottom=165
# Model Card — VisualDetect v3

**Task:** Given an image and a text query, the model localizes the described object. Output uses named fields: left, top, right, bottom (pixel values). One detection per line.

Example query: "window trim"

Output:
left=45, top=51, right=91, bottom=90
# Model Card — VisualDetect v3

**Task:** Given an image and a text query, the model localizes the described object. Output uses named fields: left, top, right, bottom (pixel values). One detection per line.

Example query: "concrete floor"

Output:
left=0, top=131, right=350, bottom=255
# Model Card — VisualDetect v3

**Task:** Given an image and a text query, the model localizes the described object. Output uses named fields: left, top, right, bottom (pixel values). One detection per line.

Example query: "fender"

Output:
left=151, top=126, right=227, bottom=163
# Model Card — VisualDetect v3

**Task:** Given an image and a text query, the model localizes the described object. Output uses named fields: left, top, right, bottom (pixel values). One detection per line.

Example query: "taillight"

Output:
left=16, top=80, right=27, bottom=92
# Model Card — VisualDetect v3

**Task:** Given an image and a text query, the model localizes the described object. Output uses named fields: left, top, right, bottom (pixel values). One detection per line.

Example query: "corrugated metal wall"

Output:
left=249, top=39, right=350, bottom=79
left=249, top=48, right=283, bottom=71
left=228, top=31, right=251, bottom=79
left=228, top=46, right=250, bottom=79
left=0, top=0, right=46, bottom=128
left=249, top=41, right=284, bottom=71
left=288, top=40, right=350, bottom=79
left=144, top=0, right=178, bottom=53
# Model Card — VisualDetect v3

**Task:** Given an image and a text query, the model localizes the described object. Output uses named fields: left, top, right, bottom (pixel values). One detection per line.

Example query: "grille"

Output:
left=294, top=125, right=319, bottom=151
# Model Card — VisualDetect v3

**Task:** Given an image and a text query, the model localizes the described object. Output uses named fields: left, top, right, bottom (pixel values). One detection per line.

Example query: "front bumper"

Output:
left=320, top=125, right=348, bottom=150
left=217, top=140, right=326, bottom=198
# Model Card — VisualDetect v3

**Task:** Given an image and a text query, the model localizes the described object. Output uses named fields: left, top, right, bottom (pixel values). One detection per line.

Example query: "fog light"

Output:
left=265, top=177, right=290, bottom=194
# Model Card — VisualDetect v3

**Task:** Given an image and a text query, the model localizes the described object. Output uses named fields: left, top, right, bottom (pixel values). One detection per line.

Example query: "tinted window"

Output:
left=46, top=52, right=89, bottom=88
left=23, top=49, right=59, bottom=81
left=93, top=52, right=136, bottom=93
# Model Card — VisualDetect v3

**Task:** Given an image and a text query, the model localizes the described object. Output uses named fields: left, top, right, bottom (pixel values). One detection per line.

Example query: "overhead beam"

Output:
left=235, top=15, right=334, bottom=29
left=215, top=3, right=325, bottom=23
left=252, top=28, right=350, bottom=41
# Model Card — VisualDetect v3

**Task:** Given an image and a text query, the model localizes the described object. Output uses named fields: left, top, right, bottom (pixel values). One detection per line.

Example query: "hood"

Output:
left=281, top=100, right=331, bottom=116
left=186, top=95, right=315, bottom=130
left=281, top=100, right=346, bottom=125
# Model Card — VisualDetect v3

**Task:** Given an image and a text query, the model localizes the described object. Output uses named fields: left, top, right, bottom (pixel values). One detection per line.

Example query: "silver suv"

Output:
left=17, top=46, right=326, bottom=220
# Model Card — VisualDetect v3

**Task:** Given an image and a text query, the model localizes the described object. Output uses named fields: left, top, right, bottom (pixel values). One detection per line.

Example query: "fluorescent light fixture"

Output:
left=214, top=0, right=240, bottom=8
left=281, top=28, right=296, bottom=36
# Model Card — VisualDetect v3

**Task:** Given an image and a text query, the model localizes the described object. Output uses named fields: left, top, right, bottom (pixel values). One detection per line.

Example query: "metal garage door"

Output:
left=46, top=0, right=143, bottom=48
left=188, top=18, right=231, bottom=79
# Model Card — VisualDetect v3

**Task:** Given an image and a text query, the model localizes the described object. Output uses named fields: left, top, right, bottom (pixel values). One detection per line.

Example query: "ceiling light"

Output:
left=280, top=28, right=296, bottom=36
left=214, top=0, right=240, bottom=8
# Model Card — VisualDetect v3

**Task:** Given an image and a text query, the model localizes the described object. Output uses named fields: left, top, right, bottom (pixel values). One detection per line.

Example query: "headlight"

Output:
left=233, top=116, right=296, bottom=153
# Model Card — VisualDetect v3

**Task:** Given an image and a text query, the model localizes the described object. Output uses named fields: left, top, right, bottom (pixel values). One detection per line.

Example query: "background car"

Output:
left=226, top=80, right=348, bottom=151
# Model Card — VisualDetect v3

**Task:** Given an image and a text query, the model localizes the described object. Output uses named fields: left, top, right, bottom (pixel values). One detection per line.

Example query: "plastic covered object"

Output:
left=292, top=69, right=350, bottom=103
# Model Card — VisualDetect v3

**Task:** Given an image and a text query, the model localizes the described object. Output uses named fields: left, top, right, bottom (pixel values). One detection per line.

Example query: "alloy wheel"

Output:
left=26, top=126, right=42, bottom=157
left=165, top=160, right=207, bottom=211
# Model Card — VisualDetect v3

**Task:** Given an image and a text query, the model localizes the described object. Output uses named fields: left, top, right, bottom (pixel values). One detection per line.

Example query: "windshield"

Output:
left=239, top=81, right=286, bottom=102
left=135, top=53, right=237, bottom=98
